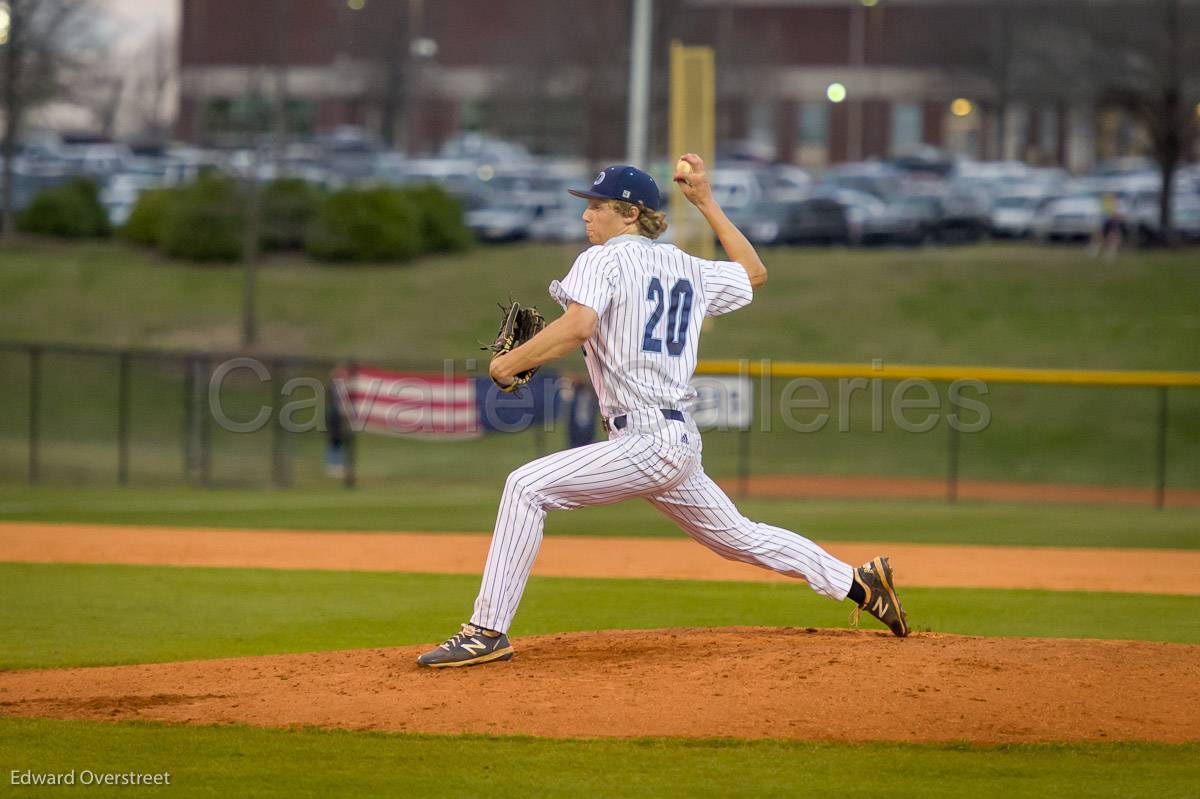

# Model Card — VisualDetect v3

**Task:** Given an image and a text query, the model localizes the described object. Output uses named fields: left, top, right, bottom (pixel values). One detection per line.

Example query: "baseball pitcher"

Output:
left=418, top=156, right=909, bottom=668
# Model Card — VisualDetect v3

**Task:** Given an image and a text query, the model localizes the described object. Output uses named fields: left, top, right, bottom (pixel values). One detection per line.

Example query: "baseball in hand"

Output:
left=675, top=158, right=693, bottom=176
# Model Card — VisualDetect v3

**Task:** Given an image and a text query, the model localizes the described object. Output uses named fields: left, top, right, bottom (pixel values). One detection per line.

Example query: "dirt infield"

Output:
left=720, top=474, right=1200, bottom=508
left=1, top=522, right=1196, bottom=594
left=4, top=523, right=1197, bottom=744
left=1, top=628, right=1197, bottom=743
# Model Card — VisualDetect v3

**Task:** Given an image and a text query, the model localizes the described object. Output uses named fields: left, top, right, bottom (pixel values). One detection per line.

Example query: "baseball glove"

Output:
left=483, top=299, right=546, bottom=393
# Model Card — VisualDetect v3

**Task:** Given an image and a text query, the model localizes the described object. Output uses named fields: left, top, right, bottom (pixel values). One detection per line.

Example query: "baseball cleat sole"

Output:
left=872, top=556, right=909, bottom=637
left=417, top=646, right=515, bottom=669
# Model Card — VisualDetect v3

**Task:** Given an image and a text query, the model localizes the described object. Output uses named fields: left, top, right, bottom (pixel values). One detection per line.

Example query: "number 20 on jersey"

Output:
left=642, top=277, right=694, bottom=357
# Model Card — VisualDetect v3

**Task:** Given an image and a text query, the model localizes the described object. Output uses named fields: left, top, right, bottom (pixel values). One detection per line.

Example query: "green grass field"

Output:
left=3, top=719, right=1196, bottom=798
left=2, top=557, right=1198, bottom=795
left=2, top=719, right=1197, bottom=798
left=4, top=562, right=1199, bottom=670
left=1, top=239, right=1198, bottom=489
left=3, top=239, right=1199, bottom=369
left=3, top=491, right=1198, bottom=794
left=3, top=239, right=1198, bottom=794
left=4, top=485, right=1199, bottom=550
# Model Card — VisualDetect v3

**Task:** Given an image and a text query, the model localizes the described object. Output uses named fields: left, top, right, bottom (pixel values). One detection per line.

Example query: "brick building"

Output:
left=177, top=0, right=1106, bottom=169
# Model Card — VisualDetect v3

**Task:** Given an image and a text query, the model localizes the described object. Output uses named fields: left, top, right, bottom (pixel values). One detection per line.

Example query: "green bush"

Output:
left=401, top=184, right=473, bottom=254
left=17, top=178, right=111, bottom=239
left=161, top=175, right=245, bottom=261
left=119, top=187, right=177, bottom=247
left=305, top=187, right=421, bottom=262
left=261, top=178, right=321, bottom=252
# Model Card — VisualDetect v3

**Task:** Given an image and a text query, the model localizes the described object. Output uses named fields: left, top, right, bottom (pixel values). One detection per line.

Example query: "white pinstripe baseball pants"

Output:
left=470, top=409, right=855, bottom=633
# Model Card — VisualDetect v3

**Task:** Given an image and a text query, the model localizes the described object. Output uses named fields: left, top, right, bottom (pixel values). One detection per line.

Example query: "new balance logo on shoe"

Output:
left=460, top=639, right=488, bottom=656
left=851, top=557, right=910, bottom=638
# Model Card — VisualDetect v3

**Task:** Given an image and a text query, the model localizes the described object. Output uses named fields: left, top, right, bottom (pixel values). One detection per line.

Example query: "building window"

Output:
left=748, top=100, right=775, bottom=148
left=945, top=102, right=981, bottom=158
left=460, top=99, right=487, bottom=132
left=795, top=102, right=829, bottom=167
left=799, top=103, right=828, bottom=146
left=890, top=102, right=923, bottom=154
left=201, top=96, right=313, bottom=142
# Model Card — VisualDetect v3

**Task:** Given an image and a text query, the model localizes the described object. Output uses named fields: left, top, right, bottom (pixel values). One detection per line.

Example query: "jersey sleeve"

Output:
left=700, top=259, right=754, bottom=317
left=548, top=247, right=617, bottom=315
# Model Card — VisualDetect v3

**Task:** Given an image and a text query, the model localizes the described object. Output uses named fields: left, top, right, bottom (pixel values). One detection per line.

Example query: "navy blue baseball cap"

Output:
left=568, top=165, right=662, bottom=210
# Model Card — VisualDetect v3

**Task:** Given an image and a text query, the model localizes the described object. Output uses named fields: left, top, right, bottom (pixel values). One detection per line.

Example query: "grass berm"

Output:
left=0, top=240, right=1196, bottom=489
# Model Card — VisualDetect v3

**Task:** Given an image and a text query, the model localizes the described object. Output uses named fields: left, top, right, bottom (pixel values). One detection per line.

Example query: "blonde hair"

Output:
left=608, top=199, right=668, bottom=240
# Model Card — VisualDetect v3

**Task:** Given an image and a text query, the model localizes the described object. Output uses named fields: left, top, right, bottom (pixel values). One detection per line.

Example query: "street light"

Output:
left=827, top=83, right=847, bottom=103
left=411, top=37, right=437, bottom=58
left=951, top=98, right=973, bottom=117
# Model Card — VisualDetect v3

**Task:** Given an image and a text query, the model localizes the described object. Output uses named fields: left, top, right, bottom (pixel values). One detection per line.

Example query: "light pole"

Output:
left=627, top=0, right=652, bottom=166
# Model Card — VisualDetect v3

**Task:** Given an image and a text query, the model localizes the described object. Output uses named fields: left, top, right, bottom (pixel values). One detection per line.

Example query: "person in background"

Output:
left=324, top=371, right=347, bottom=479
left=1091, top=192, right=1124, bottom=259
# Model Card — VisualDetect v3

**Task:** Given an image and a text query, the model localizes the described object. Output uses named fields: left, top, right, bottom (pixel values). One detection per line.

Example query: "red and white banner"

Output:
left=332, top=367, right=480, bottom=439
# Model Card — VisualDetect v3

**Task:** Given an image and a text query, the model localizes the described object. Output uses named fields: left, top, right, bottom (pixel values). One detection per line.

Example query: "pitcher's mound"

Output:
left=2, top=628, right=1197, bottom=743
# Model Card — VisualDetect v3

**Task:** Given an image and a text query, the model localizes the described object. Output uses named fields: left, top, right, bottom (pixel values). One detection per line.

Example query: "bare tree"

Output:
left=1, top=0, right=97, bottom=236
left=71, top=65, right=125, bottom=139
left=1072, top=0, right=1200, bottom=245
left=889, top=1, right=1199, bottom=243
left=1015, top=1, right=1200, bottom=243
left=881, top=1, right=1065, bottom=160
left=481, top=0, right=636, bottom=158
left=125, top=27, right=175, bottom=140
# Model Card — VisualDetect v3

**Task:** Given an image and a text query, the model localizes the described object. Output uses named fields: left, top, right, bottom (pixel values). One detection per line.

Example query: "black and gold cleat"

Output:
left=851, top=556, right=910, bottom=638
left=417, top=623, right=515, bottom=668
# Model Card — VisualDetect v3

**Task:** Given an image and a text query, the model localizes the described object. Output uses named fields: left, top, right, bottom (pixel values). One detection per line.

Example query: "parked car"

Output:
left=393, top=157, right=492, bottom=207
left=469, top=168, right=591, bottom=242
left=940, top=190, right=992, bottom=242
left=990, top=195, right=1042, bottom=239
left=1031, top=195, right=1103, bottom=242
left=954, top=159, right=1031, bottom=185
left=812, top=187, right=887, bottom=244
left=758, top=164, right=813, bottom=202
left=892, top=196, right=945, bottom=243
left=890, top=145, right=956, bottom=179
left=820, top=161, right=905, bottom=201
left=1127, top=191, right=1200, bottom=245
left=711, top=168, right=791, bottom=245
left=722, top=199, right=796, bottom=246
left=0, top=154, right=76, bottom=212
left=709, top=167, right=847, bottom=245
left=466, top=201, right=544, bottom=242
left=526, top=174, right=590, bottom=242
left=439, top=132, right=535, bottom=169
left=784, top=198, right=851, bottom=245
left=527, top=194, right=589, bottom=242
left=858, top=199, right=927, bottom=245
left=893, top=191, right=988, bottom=244
left=100, top=172, right=161, bottom=226
left=57, top=142, right=134, bottom=179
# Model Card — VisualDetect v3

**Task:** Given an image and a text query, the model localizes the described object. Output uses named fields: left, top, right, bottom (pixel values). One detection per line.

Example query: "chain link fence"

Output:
left=2, top=342, right=1197, bottom=507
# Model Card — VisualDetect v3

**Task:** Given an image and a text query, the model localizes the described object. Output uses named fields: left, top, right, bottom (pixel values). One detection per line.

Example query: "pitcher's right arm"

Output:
left=673, top=154, right=768, bottom=290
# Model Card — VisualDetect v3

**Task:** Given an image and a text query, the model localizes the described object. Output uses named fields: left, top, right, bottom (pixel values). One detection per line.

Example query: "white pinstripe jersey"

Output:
left=549, top=233, right=754, bottom=419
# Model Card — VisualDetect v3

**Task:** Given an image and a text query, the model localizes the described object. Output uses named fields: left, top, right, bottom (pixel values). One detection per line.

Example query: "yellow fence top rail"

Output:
left=696, top=360, right=1200, bottom=388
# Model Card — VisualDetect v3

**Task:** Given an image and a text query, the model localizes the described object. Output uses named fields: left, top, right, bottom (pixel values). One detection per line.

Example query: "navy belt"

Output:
left=609, top=408, right=685, bottom=431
